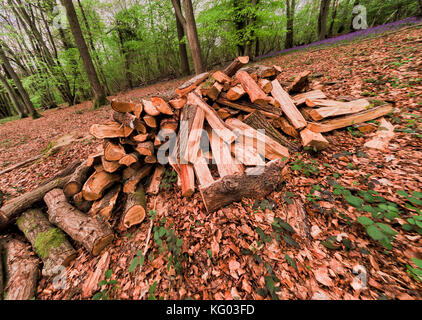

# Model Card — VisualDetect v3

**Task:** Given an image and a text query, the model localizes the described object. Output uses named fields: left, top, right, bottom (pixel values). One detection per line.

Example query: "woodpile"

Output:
left=0, top=56, right=394, bottom=299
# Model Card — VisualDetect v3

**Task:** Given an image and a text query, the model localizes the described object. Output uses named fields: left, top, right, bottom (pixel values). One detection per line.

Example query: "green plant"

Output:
left=291, top=158, right=320, bottom=177
left=128, top=250, right=145, bottom=273
left=92, top=270, right=119, bottom=300
left=160, top=168, right=178, bottom=190
left=407, top=258, right=422, bottom=282
left=357, top=216, right=398, bottom=250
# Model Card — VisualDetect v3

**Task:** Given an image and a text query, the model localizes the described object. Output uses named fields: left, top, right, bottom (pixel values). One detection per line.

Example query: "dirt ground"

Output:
left=0, top=25, right=421, bottom=300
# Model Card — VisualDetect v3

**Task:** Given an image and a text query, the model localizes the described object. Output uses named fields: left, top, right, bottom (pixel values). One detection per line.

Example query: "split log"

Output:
left=217, top=95, right=282, bottom=119
left=151, top=97, right=174, bottom=115
left=2, top=238, right=39, bottom=300
left=217, top=108, right=232, bottom=120
left=223, top=56, right=250, bottom=77
left=300, top=128, right=329, bottom=151
left=135, top=141, right=154, bottom=156
left=90, top=122, right=133, bottom=139
left=0, top=175, right=73, bottom=231
left=236, top=71, right=272, bottom=106
left=307, top=104, right=393, bottom=133
left=288, top=70, right=310, bottom=93
left=123, top=165, right=153, bottom=193
left=240, top=64, right=275, bottom=78
left=212, top=70, right=232, bottom=84
left=81, top=251, right=110, bottom=299
left=73, top=192, right=93, bottom=213
left=207, top=127, right=244, bottom=177
left=119, top=153, right=139, bottom=166
left=132, top=134, right=149, bottom=143
left=169, top=96, right=187, bottom=109
left=176, top=72, right=210, bottom=96
left=206, top=82, right=223, bottom=101
left=111, top=100, right=136, bottom=113
left=147, top=165, right=165, bottom=195
left=364, top=118, right=395, bottom=150
left=89, top=184, right=121, bottom=219
left=243, top=111, right=300, bottom=153
left=271, top=80, right=307, bottom=130
left=354, top=123, right=378, bottom=133
left=87, top=153, right=102, bottom=167
left=122, top=163, right=141, bottom=180
left=227, top=84, right=246, bottom=101
left=82, top=171, right=120, bottom=201
left=193, top=152, right=214, bottom=187
left=16, top=209, right=77, bottom=276
left=226, top=118, right=289, bottom=160
left=133, top=103, right=143, bottom=119
left=160, top=119, right=179, bottom=132
left=104, top=140, right=126, bottom=161
left=272, top=116, right=300, bottom=138
left=143, top=115, right=157, bottom=128
left=142, top=99, right=160, bottom=116
left=44, top=189, right=114, bottom=256
left=63, top=161, right=91, bottom=198
left=122, top=184, right=146, bottom=229
left=101, top=157, right=120, bottom=173
left=112, top=111, right=145, bottom=131
left=292, top=90, right=327, bottom=105
left=188, top=92, right=237, bottom=144
left=307, top=99, right=370, bottom=120
left=230, top=136, right=265, bottom=167
left=258, top=78, right=273, bottom=94
left=144, top=155, right=157, bottom=164
left=179, top=164, right=195, bottom=197
left=184, top=105, right=205, bottom=163
left=199, top=158, right=286, bottom=213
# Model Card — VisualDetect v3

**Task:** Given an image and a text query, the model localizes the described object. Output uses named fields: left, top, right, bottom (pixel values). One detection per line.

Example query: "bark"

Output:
left=44, top=189, right=114, bottom=256
left=82, top=171, right=120, bottom=201
left=223, top=56, right=250, bottom=77
left=285, top=0, right=295, bottom=49
left=60, top=0, right=107, bottom=109
left=175, top=0, right=190, bottom=75
left=16, top=209, right=77, bottom=276
left=88, top=184, right=121, bottom=219
left=2, top=238, right=39, bottom=300
left=63, top=161, right=91, bottom=198
left=318, top=0, right=331, bottom=41
left=328, top=0, right=339, bottom=37
left=122, top=184, right=146, bottom=229
left=0, top=72, right=27, bottom=118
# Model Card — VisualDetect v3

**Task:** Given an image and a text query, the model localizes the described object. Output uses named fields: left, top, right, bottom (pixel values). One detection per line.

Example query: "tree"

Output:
left=328, top=0, right=339, bottom=37
left=418, top=0, right=422, bottom=17
left=0, top=71, right=27, bottom=118
left=60, top=0, right=107, bottom=109
left=174, top=0, right=190, bottom=75
left=318, top=0, right=331, bottom=40
left=171, top=0, right=205, bottom=74
left=285, top=0, right=296, bottom=49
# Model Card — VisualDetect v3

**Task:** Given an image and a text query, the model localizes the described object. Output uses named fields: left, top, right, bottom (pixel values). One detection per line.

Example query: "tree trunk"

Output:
left=17, top=209, right=77, bottom=276
left=175, top=0, right=190, bottom=75
left=418, top=0, right=422, bottom=17
left=0, top=72, right=27, bottom=118
left=318, top=0, right=331, bottom=41
left=2, top=238, right=39, bottom=300
left=60, top=0, right=107, bottom=109
left=285, top=0, right=295, bottom=49
left=44, top=189, right=114, bottom=256
left=328, top=0, right=339, bottom=37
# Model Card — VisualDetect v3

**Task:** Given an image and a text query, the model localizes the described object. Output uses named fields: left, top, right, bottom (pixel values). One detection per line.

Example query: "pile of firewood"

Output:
left=0, top=56, right=394, bottom=300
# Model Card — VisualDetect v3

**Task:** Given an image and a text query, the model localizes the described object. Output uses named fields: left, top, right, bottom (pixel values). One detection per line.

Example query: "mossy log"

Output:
left=2, top=238, right=39, bottom=300
left=122, top=184, right=146, bottom=229
left=17, top=209, right=77, bottom=277
left=63, top=161, right=91, bottom=198
left=44, top=189, right=114, bottom=256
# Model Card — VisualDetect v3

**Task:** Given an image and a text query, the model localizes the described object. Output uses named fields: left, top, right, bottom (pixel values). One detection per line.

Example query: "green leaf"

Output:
left=128, top=257, right=139, bottom=273
left=357, top=216, right=374, bottom=226
left=397, top=190, right=409, bottom=198
left=92, top=292, right=103, bottom=300
left=98, top=280, right=107, bottom=287
left=376, top=223, right=398, bottom=236
left=346, top=195, right=364, bottom=209
left=412, top=258, right=422, bottom=269
left=104, top=269, right=112, bottom=279
left=282, top=234, right=300, bottom=248
left=176, top=238, right=183, bottom=247
left=366, top=225, right=384, bottom=241
left=285, top=254, right=298, bottom=271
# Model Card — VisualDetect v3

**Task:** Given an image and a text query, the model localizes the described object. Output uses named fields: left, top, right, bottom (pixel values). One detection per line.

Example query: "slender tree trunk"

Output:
left=418, top=0, right=422, bottom=17
left=171, top=0, right=205, bottom=74
left=285, top=0, right=295, bottom=49
left=328, top=0, right=338, bottom=37
left=318, top=0, right=331, bottom=41
left=175, top=0, right=190, bottom=75
left=0, top=73, right=27, bottom=118
left=60, top=0, right=107, bottom=109
left=0, top=45, right=40, bottom=118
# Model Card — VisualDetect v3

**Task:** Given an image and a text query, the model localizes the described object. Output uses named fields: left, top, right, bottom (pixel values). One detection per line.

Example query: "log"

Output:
left=90, top=122, right=133, bottom=139
left=143, top=115, right=157, bottom=128
left=81, top=251, right=110, bottom=299
left=169, top=96, right=187, bottom=109
left=2, top=238, right=39, bottom=300
left=271, top=80, right=307, bottom=130
left=227, top=84, right=246, bottom=101
left=176, top=72, right=210, bottom=96
left=122, top=184, right=146, bottom=229
left=222, top=56, right=250, bottom=77
left=147, top=165, right=165, bottom=195
left=151, top=97, right=174, bottom=115
left=212, top=70, right=232, bottom=84
left=135, top=141, right=154, bottom=156
left=89, top=184, right=121, bottom=219
left=144, top=155, right=157, bottom=164
left=244, top=111, right=300, bottom=153
left=193, top=152, right=214, bottom=187
left=207, top=127, right=244, bottom=177
left=112, top=111, right=145, bottom=131
left=207, top=82, right=223, bottom=101
left=44, top=189, right=114, bottom=256
left=288, top=70, right=310, bottom=93
left=258, top=78, right=273, bottom=94
left=272, top=116, right=299, bottom=138
left=73, top=192, right=93, bottom=213
left=217, top=108, right=232, bottom=120
left=62, top=162, right=91, bottom=198
left=82, top=171, right=120, bottom=201
left=230, top=136, right=265, bottom=167
left=236, top=71, right=272, bottom=106
left=123, top=165, right=153, bottom=193
left=87, top=153, right=102, bottom=167
left=160, top=119, right=178, bottom=133
left=180, top=164, right=195, bottom=197
left=292, top=90, right=326, bottom=105
left=307, top=104, right=393, bottom=133
left=111, top=100, right=136, bottom=113
left=119, top=153, right=139, bottom=166
left=300, top=128, right=329, bottom=151
left=38, top=160, right=82, bottom=187
left=184, top=106, right=205, bottom=163
left=188, top=92, right=237, bottom=144
left=364, top=118, right=395, bottom=150
left=16, top=209, right=77, bottom=276
left=142, top=99, right=160, bottom=116
left=101, top=156, right=120, bottom=173
left=133, top=103, right=143, bottom=119
left=226, top=118, right=290, bottom=160
left=132, top=134, right=149, bottom=143
left=122, top=163, right=141, bottom=180
left=199, top=159, right=286, bottom=213
left=354, top=122, right=378, bottom=133
left=104, top=140, right=126, bottom=161
left=240, top=64, right=275, bottom=78
left=216, top=95, right=282, bottom=119
left=0, top=175, right=73, bottom=231
left=307, top=99, right=370, bottom=120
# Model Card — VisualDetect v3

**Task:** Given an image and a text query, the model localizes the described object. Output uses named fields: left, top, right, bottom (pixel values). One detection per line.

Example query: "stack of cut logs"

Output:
left=0, top=56, right=394, bottom=300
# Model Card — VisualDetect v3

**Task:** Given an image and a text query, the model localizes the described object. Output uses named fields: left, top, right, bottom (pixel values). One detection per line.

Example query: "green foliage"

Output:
left=407, top=258, right=422, bottom=282
left=291, top=158, right=320, bottom=177
left=128, top=250, right=145, bottom=273
left=160, top=168, right=178, bottom=191
left=92, top=269, right=119, bottom=300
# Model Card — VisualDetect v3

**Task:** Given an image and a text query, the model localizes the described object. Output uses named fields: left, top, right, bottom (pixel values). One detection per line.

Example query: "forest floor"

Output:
left=0, top=25, right=421, bottom=300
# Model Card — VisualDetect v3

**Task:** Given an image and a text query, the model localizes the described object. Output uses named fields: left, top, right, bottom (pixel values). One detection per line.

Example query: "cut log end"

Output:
left=92, top=234, right=114, bottom=256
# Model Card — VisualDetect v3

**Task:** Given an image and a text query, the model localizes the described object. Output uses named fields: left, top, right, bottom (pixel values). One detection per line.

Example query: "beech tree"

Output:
left=285, top=0, right=296, bottom=49
left=318, top=0, right=332, bottom=40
